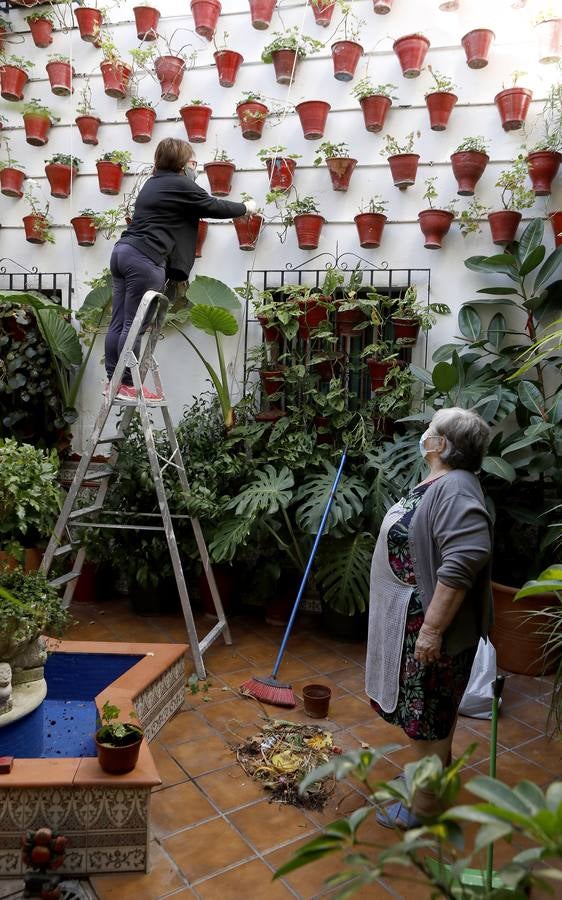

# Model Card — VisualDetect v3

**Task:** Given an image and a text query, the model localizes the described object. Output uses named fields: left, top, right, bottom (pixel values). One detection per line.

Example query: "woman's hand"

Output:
left=414, top=623, right=443, bottom=665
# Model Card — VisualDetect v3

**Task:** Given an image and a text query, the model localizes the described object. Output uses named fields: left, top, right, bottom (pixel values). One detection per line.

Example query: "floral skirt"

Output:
left=371, top=590, right=477, bottom=741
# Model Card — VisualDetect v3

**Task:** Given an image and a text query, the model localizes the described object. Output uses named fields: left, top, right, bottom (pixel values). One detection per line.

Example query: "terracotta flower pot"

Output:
left=204, top=160, right=235, bottom=195
left=298, top=297, right=329, bottom=338
left=74, top=6, right=102, bottom=42
left=354, top=212, right=386, bottom=248
left=233, top=213, right=263, bottom=249
left=100, top=60, right=131, bottom=99
left=71, top=214, right=97, bottom=246
left=1, top=166, right=26, bottom=197
left=155, top=55, right=186, bottom=101
left=23, top=112, right=51, bottom=146
left=23, top=214, right=49, bottom=244
left=249, top=0, right=276, bottom=29
left=295, top=100, right=330, bottom=139
left=311, top=1, right=335, bottom=26
left=294, top=214, right=324, bottom=250
left=388, top=152, right=419, bottom=189
left=236, top=100, right=267, bottom=140
left=29, top=16, right=53, bottom=47
left=302, top=683, right=331, bottom=718
left=214, top=49, right=243, bottom=87
left=133, top=5, right=160, bottom=40
left=418, top=209, right=454, bottom=249
left=326, top=156, right=357, bottom=191
left=1, top=65, right=29, bottom=101
left=393, top=33, right=430, bottom=77
left=45, top=162, right=76, bottom=198
left=450, top=150, right=488, bottom=195
left=461, top=29, right=494, bottom=68
left=549, top=210, right=562, bottom=247
left=392, top=317, right=420, bottom=342
left=535, top=17, right=561, bottom=64
left=425, top=91, right=457, bottom=131
left=494, top=87, right=532, bottom=131
left=260, top=368, right=284, bottom=396
left=490, top=581, right=558, bottom=676
left=75, top=114, right=101, bottom=145
left=373, top=0, right=393, bottom=12
left=265, top=156, right=296, bottom=191
left=335, top=304, right=366, bottom=336
left=438, top=0, right=459, bottom=8
left=257, top=315, right=280, bottom=342
left=271, top=48, right=299, bottom=84
left=126, top=106, right=156, bottom=143
left=191, top=0, right=221, bottom=40
left=195, top=219, right=208, bottom=257
left=46, top=60, right=74, bottom=96
left=96, top=160, right=124, bottom=195
left=367, top=358, right=394, bottom=390
left=96, top=731, right=143, bottom=774
left=180, top=104, right=212, bottom=142
left=487, top=210, right=521, bottom=246
left=331, top=40, right=363, bottom=81
left=359, top=94, right=391, bottom=133
left=0, top=25, right=7, bottom=50
left=527, top=150, right=561, bottom=196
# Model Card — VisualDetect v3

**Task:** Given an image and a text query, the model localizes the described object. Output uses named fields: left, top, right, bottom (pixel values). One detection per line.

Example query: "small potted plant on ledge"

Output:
left=233, top=193, right=263, bottom=250
left=258, top=145, right=300, bottom=191
left=45, top=153, right=81, bottom=198
left=236, top=91, right=268, bottom=140
left=274, top=193, right=325, bottom=249
left=526, top=84, right=561, bottom=195
left=424, top=66, right=457, bottom=131
left=95, top=700, right=143, bottom=774
left=331, top=12, right=364, bottom=81
left=0, top=55, right=34, bottom=102
left=213, top=31, right=244, bottom=87
left=494, top=70, right=533, bottom=132
left=450, top=135, right=489, bottom=195
left=354, top=195, right=388, bottom=248
left=96, top=150, right=131, bottom=195
left=360, top=340, right=400, bottom=390
left=133, top=3, right=161, bottom=41
left=180, top=98, right=212, bottom=142
left=417, top=176, right=458, bottom=249
left=261, top=28, right=323, bottom=85
left=294, top=99, right=330, bottom=140
left=99, top=32, right=132, bottom=98
left=351, top=78, right=396, bottom=133
left=487, top=156, right=535, bottom=244
left=313, top=140, right=357, bottom=191
left=393, top=33, right=430, bottom=78
left=391, top=286, right=449, bottom=343
left=153, top=39, right=195, bottom=101
left=22, top=183, right=55, bottom=244
left=25, top=9, right=55, bottom=47
left=534, top=9, right=561, bottom=64
left=22, top=99, right=59, bottom=146
left=380, top=131, right=420, bottom=190
left=126, top=95, right=157, bottom=143
left=204, top=148, right=236, bottom=195
left=74, top=2, right=103, bottom=42
left=461, top=28, right=494, bottom=68
left=46, top=54, right=74, bottom=96
left=71, top=208, right=123, bottom=246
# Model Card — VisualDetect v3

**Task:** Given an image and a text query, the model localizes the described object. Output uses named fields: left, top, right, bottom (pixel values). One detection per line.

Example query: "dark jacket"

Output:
left=119, top=169, right=246, bottom=281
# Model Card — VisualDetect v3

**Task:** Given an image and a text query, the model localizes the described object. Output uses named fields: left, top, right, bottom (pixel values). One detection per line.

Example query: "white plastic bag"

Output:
left=459, top=638, right=498, bottom=719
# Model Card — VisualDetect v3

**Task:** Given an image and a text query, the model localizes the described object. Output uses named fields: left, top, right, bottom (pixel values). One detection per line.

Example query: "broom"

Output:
left=240, top=449, right=348, bottom=708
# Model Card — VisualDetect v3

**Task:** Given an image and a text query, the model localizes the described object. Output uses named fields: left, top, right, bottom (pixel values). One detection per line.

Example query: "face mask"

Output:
left=419, top=428, right=432, bottom=459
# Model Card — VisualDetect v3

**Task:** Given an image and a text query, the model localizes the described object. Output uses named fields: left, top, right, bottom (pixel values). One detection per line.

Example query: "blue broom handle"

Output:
left=271, top=450, right=348, bottom=679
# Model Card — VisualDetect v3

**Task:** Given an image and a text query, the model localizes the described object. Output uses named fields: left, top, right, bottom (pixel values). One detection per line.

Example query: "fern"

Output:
left=316, top=532, right=375, bottom=615
left=294, top=465, right=368, bottom=534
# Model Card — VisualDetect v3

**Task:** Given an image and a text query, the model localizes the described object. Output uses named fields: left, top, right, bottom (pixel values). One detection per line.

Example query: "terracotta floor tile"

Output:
left=158, top=710, right=216, bottom=746
left=204, top=645, right=251, bottom=673
left=452, top=725, right=495, bottom=765
left=220, top=667, right=262, bottom=690
left=514, top=735, right=562, bottom=774
left=326, top=695, right=373, bottom=728
left=228, top=798, right=316, bottom=853
left=149, top=741, right=190, bottom=790
left=170, top=733, right=236, bottom=777
left=509, top=699, right=551, bottom=732
left=266, top=835, right=355, bottom=897
left=91, top=840, right=185, bottom=898
left=237, top=641, right=281, bottom=667
left=196, top=857, right=293, bottom=899
left=474, top=750, right=551, bottom=787
left=163, top=817, right=254, bottom=883
left=488, top=714, right=542, bottom=748
left=196, top=763, right=267, bottom=811
left=351, top=718, right=409, bottom=750
left=182, top=676, right=230, bottom=710
left=305, top=650, right=356, bottom=674
left=199, top=697, right=263, bottom=731
left=273, top=656, right=319, bottom=681
left=291, top=674, right=348, bottom=701
left=150, top=780, right=217, bottom=838
left=306, top=780, right=370, bottom=827
left=504, top=674, right=554, bottom=699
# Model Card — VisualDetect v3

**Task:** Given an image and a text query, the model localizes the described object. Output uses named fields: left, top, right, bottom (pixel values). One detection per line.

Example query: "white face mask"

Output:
left=419, top=428, right=439, bottom=459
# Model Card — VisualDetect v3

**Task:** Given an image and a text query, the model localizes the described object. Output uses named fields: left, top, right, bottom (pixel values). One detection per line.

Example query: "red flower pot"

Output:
left=359, top=94, right=391, bottom=133
left=294, top=214, right=324, bottom=250
left=155, top=55, right=186, bottom=101
left=249, top=0, right=276, bottom=29
left=71, top=214, right=97, bottom=246
left=191, top=0, right=221, bottom=41
left=393, top=34, right=430, bottom=78
left=265, top=156, right=296, bottom=190
left=549, top=210, right=562, bottom=247
left=439, top=0, right=459, bottom=7
left=392, top=317, right=420, bottom=342
left=1, top=65, right=29, bottom=101
left=0, top=25, right=7, bottom=50
left=133, top=5, right=160, bottom=40
left=418, top=209, right=454, bottom=249
left=29, top=17, right=53, bottom=47
left=75, top=7, right=102, bottom=42
left=96, top=160, right=124, bottom=195
left=488, top=210, right=521, bottom=246
left=75, top=114, right=101, bottom=145
left=204, top=161, right=235, bottom=195
left=535, top=17, right=561, bottom=64
left=180, top=104, right=212, bottom=142
left=126, top=106, right=156, bottom=143
left=195, top=219, right=208, bottom=257
left=331, top=40, right=363, bottom=81
left=23, top=112, right=51, bottom=146
left=260, top=368, right=284, bottom=396
left=46, top=60, right=74, bottom=96
left=214, top=50, right=243, bottom=87
left=461, top=29, right=494, bottom=68
left=23, top=214, right=48, bottom=244
left=295, top=100, right=330, bottom=139
left=335, top=304, right=366, bottom=336
left=354, top=212, right=387, bottom=248
left=236, top=101, right=267, bottom=140
left=527, top=150, right=561, bottom=195
left=45, top=162, right=76, bottom=198
left=311, top=1, right=335, bottom=26
left=298, top=297, right=329, bottom=338
left=0, top=166, right=26, bottom=197
left=233, top=213, right=263, bottom=249
left=425, top=91, right=457, bottom=131
left=367, top=358, right=394, bottom=390
left=271, top=49, right=299, bottom=84
left=494, top=87, right=532, bottom=131
left=100, top=60, right=131, bottom=99
left=257, top=315, right=280, bottom=342
left=388, top=153, right=419, bottom=189
left=450, top=150, right=488, bottom=195
left=313, top=416, right=332, bottom=443
left=326, top=156, right=357, bottom=191
left=373, top=0, right=393, bottom=11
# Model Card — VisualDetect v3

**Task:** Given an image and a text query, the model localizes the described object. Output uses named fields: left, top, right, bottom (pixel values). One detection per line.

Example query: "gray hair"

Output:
left=430, top=407, right=490, bottom=472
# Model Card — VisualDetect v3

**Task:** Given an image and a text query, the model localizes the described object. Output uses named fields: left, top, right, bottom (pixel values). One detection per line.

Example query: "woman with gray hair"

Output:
left=366, top=407, right=492, bottom=828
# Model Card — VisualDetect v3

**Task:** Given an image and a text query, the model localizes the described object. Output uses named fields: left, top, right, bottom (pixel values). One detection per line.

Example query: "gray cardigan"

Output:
left=408, top=469, right=493, bottom=656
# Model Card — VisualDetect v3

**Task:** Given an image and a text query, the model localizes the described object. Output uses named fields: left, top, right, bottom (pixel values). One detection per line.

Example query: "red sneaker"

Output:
left=115, top=384, right=163, bottom=405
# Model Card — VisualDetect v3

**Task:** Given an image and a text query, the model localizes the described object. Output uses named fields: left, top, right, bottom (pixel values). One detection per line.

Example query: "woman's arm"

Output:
left=182, top=178, right=247, bottom=219
left=414, top=582, right=466, bottom=664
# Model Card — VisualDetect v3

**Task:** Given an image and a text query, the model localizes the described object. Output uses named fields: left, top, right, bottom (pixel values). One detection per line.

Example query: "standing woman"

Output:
left=104, top=137, right=254, bottom=401
left=366, top=407, right=493, bottom=828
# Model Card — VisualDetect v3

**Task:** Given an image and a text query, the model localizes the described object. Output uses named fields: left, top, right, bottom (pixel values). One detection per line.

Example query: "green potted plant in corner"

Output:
left=0, top=55, right=34, bottom=101
left=25, top=9, right=55, bottom=47
left=424, top=66, right=458, bottom=131
left=261, top=28, right=323, bottom=84
left=236, top=91, right=268, bottom=140
left=351, top=78, right=397, bottom=133
left=417, top=176, right=458, bottom=248
left=44, top=153, right=81, bottom=199
left=487, top=155, right=535, bottom=245
left=354, top=195, right=388, bottom=248
left=180, top=97, right=213, bottom=142
left=22, top=99, right=59, bottom=147
left=95, top=701, right=144, bottom=774
left=380, top=131, right=420, bottom=190
left=450, top=135, right=490, bottom=195
left=526, top=84, right=562, bottom=195
left=313, top=140, right=357, bottom=192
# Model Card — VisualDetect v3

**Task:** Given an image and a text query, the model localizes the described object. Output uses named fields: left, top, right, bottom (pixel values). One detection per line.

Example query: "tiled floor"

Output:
left=3, top=598, right=559, bottom=899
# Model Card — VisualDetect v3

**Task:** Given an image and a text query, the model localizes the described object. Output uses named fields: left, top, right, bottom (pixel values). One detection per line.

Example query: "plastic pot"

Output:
left=214, top=49, right=243, bottom=87
left=75, top=6, right=102, bottom=42
left=204, top=160, right=235, bottom=195
left=233, top=213, right=263, bottom=250
left=75, top=114, right=101, bottom=145
left=490, top=581, right=557, bottom=676
left=96, top=731, right=143, bottom=774
left=71, top=214, right=97, bottom=246
left=335, top=303, right=366, bottom=336
left=23, top=214, right=48, bottom=244
left=425, top=90, right=457, bottom=131
left=271, top=48, right=299, bottom=85
left=388, top=152, right=419, bottom=189
left=265, top=156, right=296, bottom=190
left=236, top=100, right=267, bottom=140
left=29, top=16, right=53, bottom=47
left=392, top=316, right=420, bottom=342
left=494, top=87, right=532, bottom=131
left=354, top=212, right=386, bottom=248
left=191, top=0, right=221, bottom=40
left=418, top=209, right=454, bottom=249
left=487, top=210, right=521, bottom=246
left=1, top=166, right=26, bottom=197
left=393, top=33, right=430, bottom=77
left=96, top=160, right=124, bottom=195
left=461, top=28, right=494, bottom=68
left=302, top=684, right=331, bottom=718
left=331, top=40, right=363, bottom=81
left=294, top=214, right=324, bottom=250
left=549, top=210, right=562, bottom=247
left=527, top=150, right=561, bottom=196
left=133, top=5, right=160, bottom=41
left=46, top=60, right=74, bottom=96
left=373, top=0, right=393, bottom=12
left=257, top=315, right=279, bottom=342
left=535, top=17, right=561, bottom=64
left=311, top=1, right=335, bottom=26
left=260, top=368, right=284, bottom=396
left=1, top=65, right=29, bottom=101
left=195, top=219, right=208, bottom=257
left=155, top=55, right=186, bottom=101
left=359, top=94, right=391, bottom=133
left=249, top=0, right=276, bottom=29
left=295, top=100, right=330, bottom=140
left=100, top=60, right=131, bottom=99
left=298, top=297, right=329, bottom=338
left=326, top=156, right=357, bottom=191
left=126, top=106, right=156, bottom=143
left=45, top=162, right=76, bottom=198
left=450, top=150, right=488, bottom=195
left=367, top=358, right=394, bottom=390
left=180, top=104, right=212, bottom=142
left=23, top=112, right=51, bottom=146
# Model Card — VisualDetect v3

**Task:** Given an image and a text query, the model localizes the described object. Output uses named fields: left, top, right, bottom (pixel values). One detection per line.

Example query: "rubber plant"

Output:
left=313, top=140, right=357, bottom=192
left=424, top=66, right=457, bottom=131
left=380, top=131, right=420, bottom=189
left=261, top=27, right=323, bottom=84
left=354, top=195, right=388, bottom=248
left=418, top=176, right=458, bottom=249
left=350, top=78, right=396, bottom=133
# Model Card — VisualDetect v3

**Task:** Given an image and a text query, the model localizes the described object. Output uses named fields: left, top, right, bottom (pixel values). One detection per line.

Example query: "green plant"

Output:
left=77, top=208, right=124, bottom=239
left=421, top=176, right=458, bottom=214
left=1, top=55, right=34, bottom=72
left=360, top=339, right=399, bottom=363
left=47, top=53, right=72, bottom=65
left=0, top=568, right=70, bottom=657
left=22, top=99, right=58, bottom=122
left=97, top=150, right=132, bottom=171
left=380, top=131, right=418, bottom=157
left=0, top=17, right=12, bottom=30
left=392, top=285, right=450, bottom=330
left=0, top=439, right=60, bottom=554
left=22, top=184, right=54, bottom=243
left=128, top=95, right=155, bottom=109
left=351, top=78, right=397, bottom=101
left=98, top=31, right=121, bottom=61
left=281, top=195, right=321, bottom=223
left=458, top=197, right=490, bottom=237
left=75, top=268, right=113, bottom=341
left=528, top=83, right=562, bottom=153
left=454, top=136, right=490, bottom=154
left=96, top=701, right=142, bottom=746
left=358, top=196, right=388, bottom=215
left=534, top=6, right=559, bottom=23
left=424, top=65, right=456, bottom=95
left=45, top=153, right=82, bottom=170
left=237, top=90, right=265, bottom=105
left=186, top=97, right=207, bottom=105
left=261, top=28, right=324, bottom=63
left=211, top=147, right=232, bottom=162
left=495, top=156, right=536, bottom=210
left=75, top=82, right=95, bottom=116
left=313, top=141, right=350, bottom=165
left=257, top=145, right=301, bottom=162
left=25, top=10, right=55, bottom=23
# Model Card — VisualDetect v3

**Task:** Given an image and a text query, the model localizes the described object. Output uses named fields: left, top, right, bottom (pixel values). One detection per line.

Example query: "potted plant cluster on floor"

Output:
left=351, top=78, right=396, bottom=133
left=95, top=701, right=143, bottom=774
left=313, top=141, right=357, bottom=191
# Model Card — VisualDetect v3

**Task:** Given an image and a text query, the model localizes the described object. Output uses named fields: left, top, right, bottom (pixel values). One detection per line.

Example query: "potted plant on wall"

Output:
left=495, top=71, right=533, bottom=132
left=99, top=32, right=132, bottom=98
left=22, top=183, right=55, bottom=244
left=313, top=140, right=357, bottom=191
left=71, top=208, right=98, bottom=246
left=450, top=135, right=489, bottom=195
left=95, top=701, right=143, bottom=774
left=534, top=9, right=561, bottom=64
left=461, top=28, right=494, bottom=68
left=373, top=0, right=393, bottom=13
left=360, top=340, right=400, bottom=390
left=393, top=33, right=430, bottom=78
left=261, top=28, right=323, bottom=85
left=233, top=192, right=263, bottom=250
left=258, top=145, right=300, bottom=191
left=380, top=131, right=420, bottom=190
left=153, top=40, right=194, bottom=101
left=22, top=99, right=59, bottom=146
left=295, top=99, right=330, bottom=140
left=417, top=177, right=458, bottom=249
left=487, top=156, right=535, bottom=244
left=96, top=150, right=131, bottom=195
left=195, top=218, right=208, bottom=256
left=74, top=2, right=103, bottom=42
left=126, top=95, right=157, bottom=142
left=311, top=0, right=336, bottom=27
left=204, top=148, right=236, bottom=195
left=331, top=12, right=364, bottom=81
left=75, top=82, right=101, bottom=145
left=526, top=84, right=561, bottom=195
left=354, top=195, right=388, bottom=248
left=44, top=153, right=81, bottom=199
left=180, top=98, right=212, bottom=142
left=46, top=54, right=74, bottom=95
left=191, top=0, right=221, bottom=41
left=25, top=10, right=54, bottom=47
left=133, top=3, right=161, bottom=41
left=236, top=91, right=268, bottom=140
left=351, top=78, right=396, bottom=133
left=0, top=139, right=25, bottom=197
left=249, top=0, right=276, bottom=30
left=457, top=196, right=489, bottom=240
left=424, top=66, right=457, bottom=131
left=0, top=56, right=33, bottom=102
left=279, top=194, right=325, bottom=249
left=213, top=30, right=243, bottom=87
left=0, top=17, right=13, bottom=49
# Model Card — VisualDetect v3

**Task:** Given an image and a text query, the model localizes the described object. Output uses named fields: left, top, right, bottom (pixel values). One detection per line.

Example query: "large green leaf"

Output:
left=228, top=465, right=294, bottom=517
left=432, top=343, right=463, bottom=363
left=432, top=361, right=458, bottom=392
left=295, top=466, right=367, bottom=534
left=533, top=245, right=562, bottom=295
left=189, top=304, right=238, bottom=336
left=209, top=516, right=253, bottom=563
left=518, top=381, right=544, bottom=416
left=458, top=306, right=481, bottom=341
left=35, top=308, right=82, bottom=367
left=408, top=364, right=433, bottom=386
left=518, top=218, right=544, bottom=263
left=186, top=275, right=240, bottom=310
left=520, top=244, right=546, bottom=277
left=476, top=287, right=519, bottom=295
left=487, top=312, right=506, bottom=350
left=466, top=776, right=538, bottom=817
left=481, top=455, right=516, bottom=482
left=464, top=253, right=519, bottom=280
left=316, top=532, right=375, bottom=615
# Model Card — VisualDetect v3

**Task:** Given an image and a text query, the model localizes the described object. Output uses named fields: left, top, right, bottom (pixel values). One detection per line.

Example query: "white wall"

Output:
left=0, top=0, right=559, bottom=449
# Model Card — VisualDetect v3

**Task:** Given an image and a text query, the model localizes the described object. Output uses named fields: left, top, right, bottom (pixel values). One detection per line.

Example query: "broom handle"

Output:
left=271, top=449, right=347, bottom=679
left=486, top=675, right=505, bottom=891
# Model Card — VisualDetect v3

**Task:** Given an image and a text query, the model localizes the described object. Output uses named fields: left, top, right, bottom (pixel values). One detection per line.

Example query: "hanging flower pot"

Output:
left=488, top=210, right=521, bottom=246
left=326, top=156, right=357, bottom=191
left=23, top=112, right=51, bottom=146
left=46, top=59, right=74, bottom=96
left=265, top=156, right=296, bottom=190
left=359, top=94, right=391, bottom=133
left=133, top=5, right=160, bottom=41
left=438, top=0, right=459, bottom=8
left=0, top=166, right=26, bottom=197
left=367, top=358, right=394, bottom=390
left=425, top=91, right=457, bottom=131
left=373, top=0, right=393, bottom=13
left=450, top=150, right=488, bottom=195
left=549, top=210, right=562, bottom=247
left=249, top=0, right=275, bottom=30
left=100, top=60, right=132, bottom=99
left=191, top=0, right=221, bottom=41
left=74, top=7, right=102, bottom=42
left=418, top=209, right=454, bottom=249
left=236, top=100, right=267, bottom=140
left=335, top=304, right=366, bottom=336
left=393, top=34, right=430, bottom=78
left=214, top=50, right=243, bottom=87
left=271, top=49, right=299, bottom=84
left=354, top=212, right=387, bottom=248
left=195, top=219, right=208, bottom=257
left=298, top=297, right=329, bottom=338
left=260, top=368, right=284, bottom=397
left=23, top=214, right=49, bottom=244
left=388, top=153, right=420, bottom=189
left=494, top=87, right=532, bottom=131
left=461, top=29, right=494, bottom=68
left=75, top=114, right=101, bottom=145
left=180, top=103, right=212, bottom=142
left=155, top=55, right=186, bottom=101
left=204, top=160, right=235, bottom=195
left=257, top=315, right=279, bottom=342
left=126, top=105, right=156, bottom=143
left=331, top=41, right=363, bottom=81
left=71, top=214, right=97, bottom=246
left=295, top=100, right=330, bottom=140
left=392, top=317, right=420, bottom=342
left=311, top=1, right=335, bottom=26
left=535, top=17, right=561, bottom=64
left=233, top=213, right=263, bottom=249
left=1, top=65, right=29, bottom=102
left=28, top=16, right=53, bottom=47
left=96, top=160, right=124, bottom=195
left=294, top=214, right=324, bottom=250
left=45, top=161, right=77, bottom=198
left=527, top=150, right=561, bottom=195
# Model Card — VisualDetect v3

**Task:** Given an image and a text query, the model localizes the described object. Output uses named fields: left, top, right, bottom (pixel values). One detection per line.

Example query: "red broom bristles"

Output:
left=240, top=675, right=296, bottom=708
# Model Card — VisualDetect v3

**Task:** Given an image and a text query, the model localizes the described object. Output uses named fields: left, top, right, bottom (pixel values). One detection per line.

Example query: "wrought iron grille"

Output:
left=0, top=258, right=73, bottom=309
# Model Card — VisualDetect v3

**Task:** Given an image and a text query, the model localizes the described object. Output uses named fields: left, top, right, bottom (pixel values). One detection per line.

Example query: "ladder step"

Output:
left=49, top=571, right=81, bottom=588
left=82, top=466, right=113, bottom=481
left=53, top=543, right=75, bottom=557
left=97, top=434, right=125, bottom=444
left=69, top=503, right=103, bottom=519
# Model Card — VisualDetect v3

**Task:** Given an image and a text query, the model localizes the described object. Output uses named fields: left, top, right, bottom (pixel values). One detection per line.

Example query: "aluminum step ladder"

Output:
left=40, top=288, right=231, bottom=679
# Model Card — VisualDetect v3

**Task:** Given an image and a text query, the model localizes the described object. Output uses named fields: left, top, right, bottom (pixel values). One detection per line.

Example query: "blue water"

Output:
left=0, top=652, right=143, bottom=759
